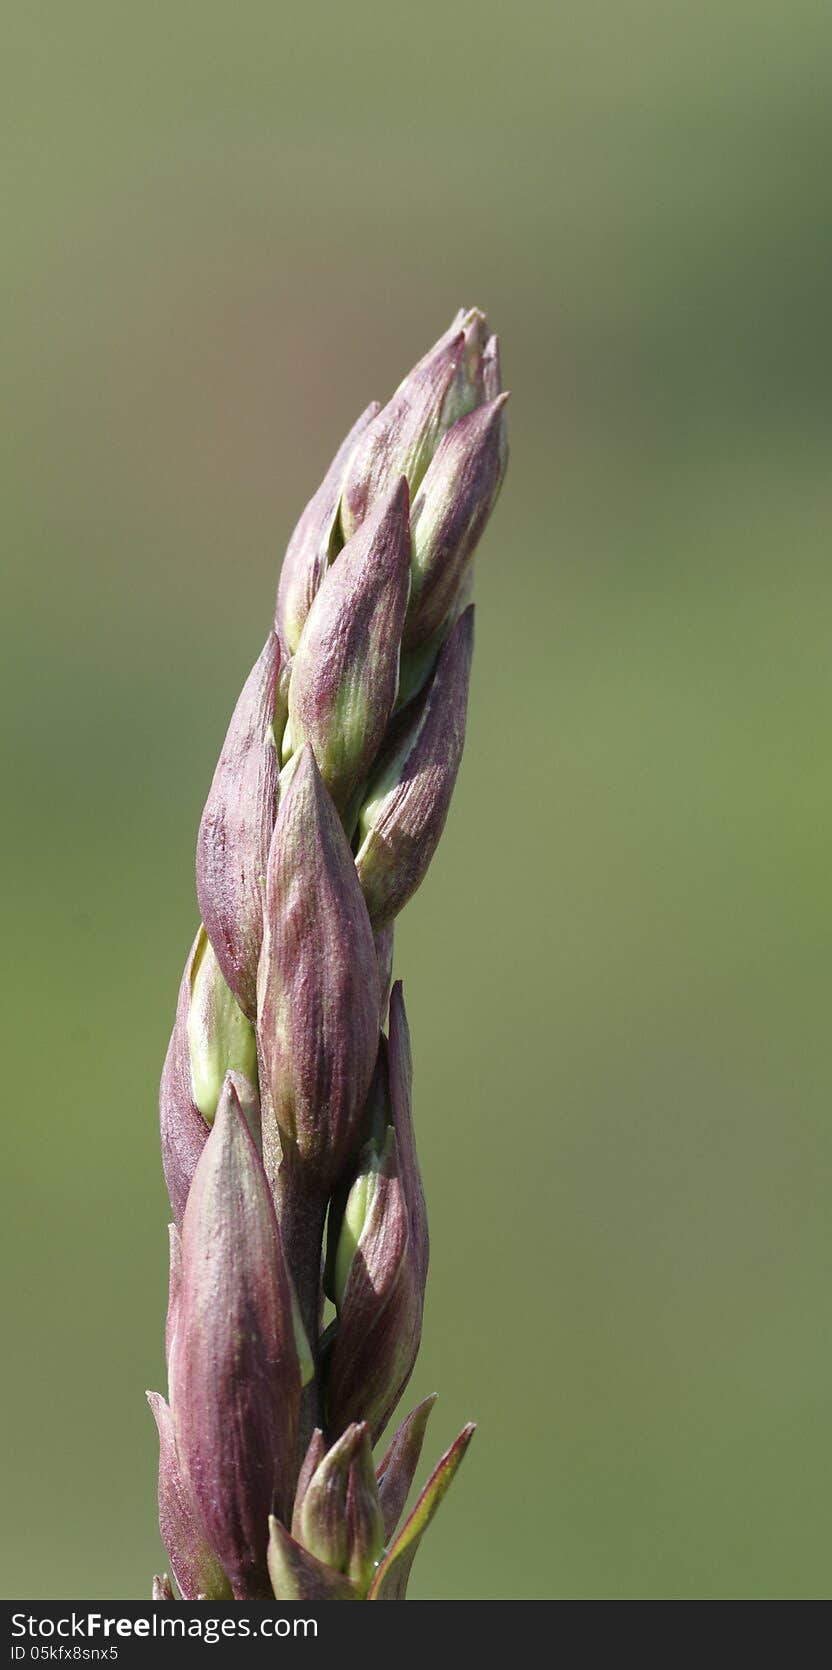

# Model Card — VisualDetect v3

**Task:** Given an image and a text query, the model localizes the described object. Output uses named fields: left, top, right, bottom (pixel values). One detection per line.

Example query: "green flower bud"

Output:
left=331, top=1131, right=394, bottom=1309
left=186, top=927, right=257, bottom=1122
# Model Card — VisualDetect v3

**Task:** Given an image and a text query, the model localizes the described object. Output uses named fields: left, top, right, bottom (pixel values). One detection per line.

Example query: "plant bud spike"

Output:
left=276, top=402, right=380, bottom=656
left=196, top=632, right=283, bottom=1019
left=356, top=607, right=475, bottom=931
left=406, top=395, right=507, bottom=648
left=286, top=479, right=411, bottom=816
left=169, top=1074, right=300, bottom=1597
left=256, top=744, right=379, bottom=1193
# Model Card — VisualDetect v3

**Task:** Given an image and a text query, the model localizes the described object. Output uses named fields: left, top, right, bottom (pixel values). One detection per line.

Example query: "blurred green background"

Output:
left=3, top=0, right=831, bottom=1600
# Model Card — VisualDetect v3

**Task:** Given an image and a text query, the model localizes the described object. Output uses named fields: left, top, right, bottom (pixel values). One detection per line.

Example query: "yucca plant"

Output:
left=148, top=309, right=509, bottom=1600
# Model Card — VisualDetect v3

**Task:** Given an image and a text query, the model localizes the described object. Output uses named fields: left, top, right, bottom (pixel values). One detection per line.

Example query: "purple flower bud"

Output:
left=325, top=989, right=428, bottom=1442
left=196, top=632, right=283, bottom=1020
left=293, top=1423, right=383, bottom=1596
left=368, top=1424, right=476, bottom=1600
left=343, top=1427, right=385, bottom=1592
left=168, top=1073, right=301, bottom=1598
left=275, top=402, right=380, bottom=657
left=256, top=745, right=380, bottom=1196
left=295, top=1423, right=360, bottom=1573
left=159, top=935, right=210, bottom=1226
left=375, top=1393, right=437, bottom=1542
left=267, top=1516, right=357, bottom=1601
left=146, top=1393, right=231, bottom=1601
left=341, top=310, right=489, bottom=540
left=286, top=480, right=411, bottom=818
left=355, top=607, right=475, bottom=931
left=405, top=396, right=508, bottom=648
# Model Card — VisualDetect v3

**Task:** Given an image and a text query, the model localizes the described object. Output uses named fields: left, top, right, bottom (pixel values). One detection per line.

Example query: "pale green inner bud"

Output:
left=356, top=717, right=421, bottom=852
left=187, top=927, right=258, bottom=1121
left=279, top=714, right=294, bottom=765
left=332, top=1136, right=393, bottom=1307
left=395, top=624, right=448, bottom=712
left=288, top=1274, right=316, bottom=1388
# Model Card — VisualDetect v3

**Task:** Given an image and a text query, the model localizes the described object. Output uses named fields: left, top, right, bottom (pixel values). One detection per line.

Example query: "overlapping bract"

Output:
left=149, top=309, right=507, bottom=1600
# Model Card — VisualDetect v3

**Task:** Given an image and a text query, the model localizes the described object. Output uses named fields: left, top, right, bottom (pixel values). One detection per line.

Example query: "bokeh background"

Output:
left=3, top=1, right=831, bottom=1600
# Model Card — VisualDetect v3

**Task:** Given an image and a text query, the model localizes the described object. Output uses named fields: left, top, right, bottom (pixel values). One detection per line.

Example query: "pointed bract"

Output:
left=368, top=1424, right=475, bottom=1600
left=291, top=1429, right=328, bottom=1541
left=256, top=745, right=380, bottom=1193
left=151, top=1574, right=173, bottom=1601
left=146, top=1393, right=231, bottom=1602
left=356, top=608, right=475, bottom=931
left=343, top=1427, right=385, bottom=1592
left=196, top=633, right=282, bottom=1019
left=294, top=1424, right=383, bottom=1596
left=406, top=397, right=507, bottom=647
left=159, top=935, right=210, bottom=1226
left=286, top=481, right=411, bottom=817
left=169, top=1074, right=301, bottom=1598
left=276, top=403, right=381, bottom=656
left=375, top=1393, right=438, bottom=1542
left=296, top=1423, right=363, bottom=1573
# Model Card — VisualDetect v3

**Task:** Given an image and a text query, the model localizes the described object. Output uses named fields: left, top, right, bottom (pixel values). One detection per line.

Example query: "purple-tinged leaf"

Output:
left=367, top=1424, right=476, bottom=1600
left=196, top=632, right=282, bottom=1020
left=169, top=1074, right=301, bottom=1599
left=159, top=934, right=210, bottom=1227
left=275, top=402, right=380, bottom=657
left=267, top=1516, right=358, bottom=1602
left=355, top=608, right=475, bottom=931
left=146, top=1393, right=231, bottom=1602
left=287, top=480, right=411, bottom=817
left=256, top=745, right=379, bottom=1195
left=375, top=1393, right=438, bottom=1542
